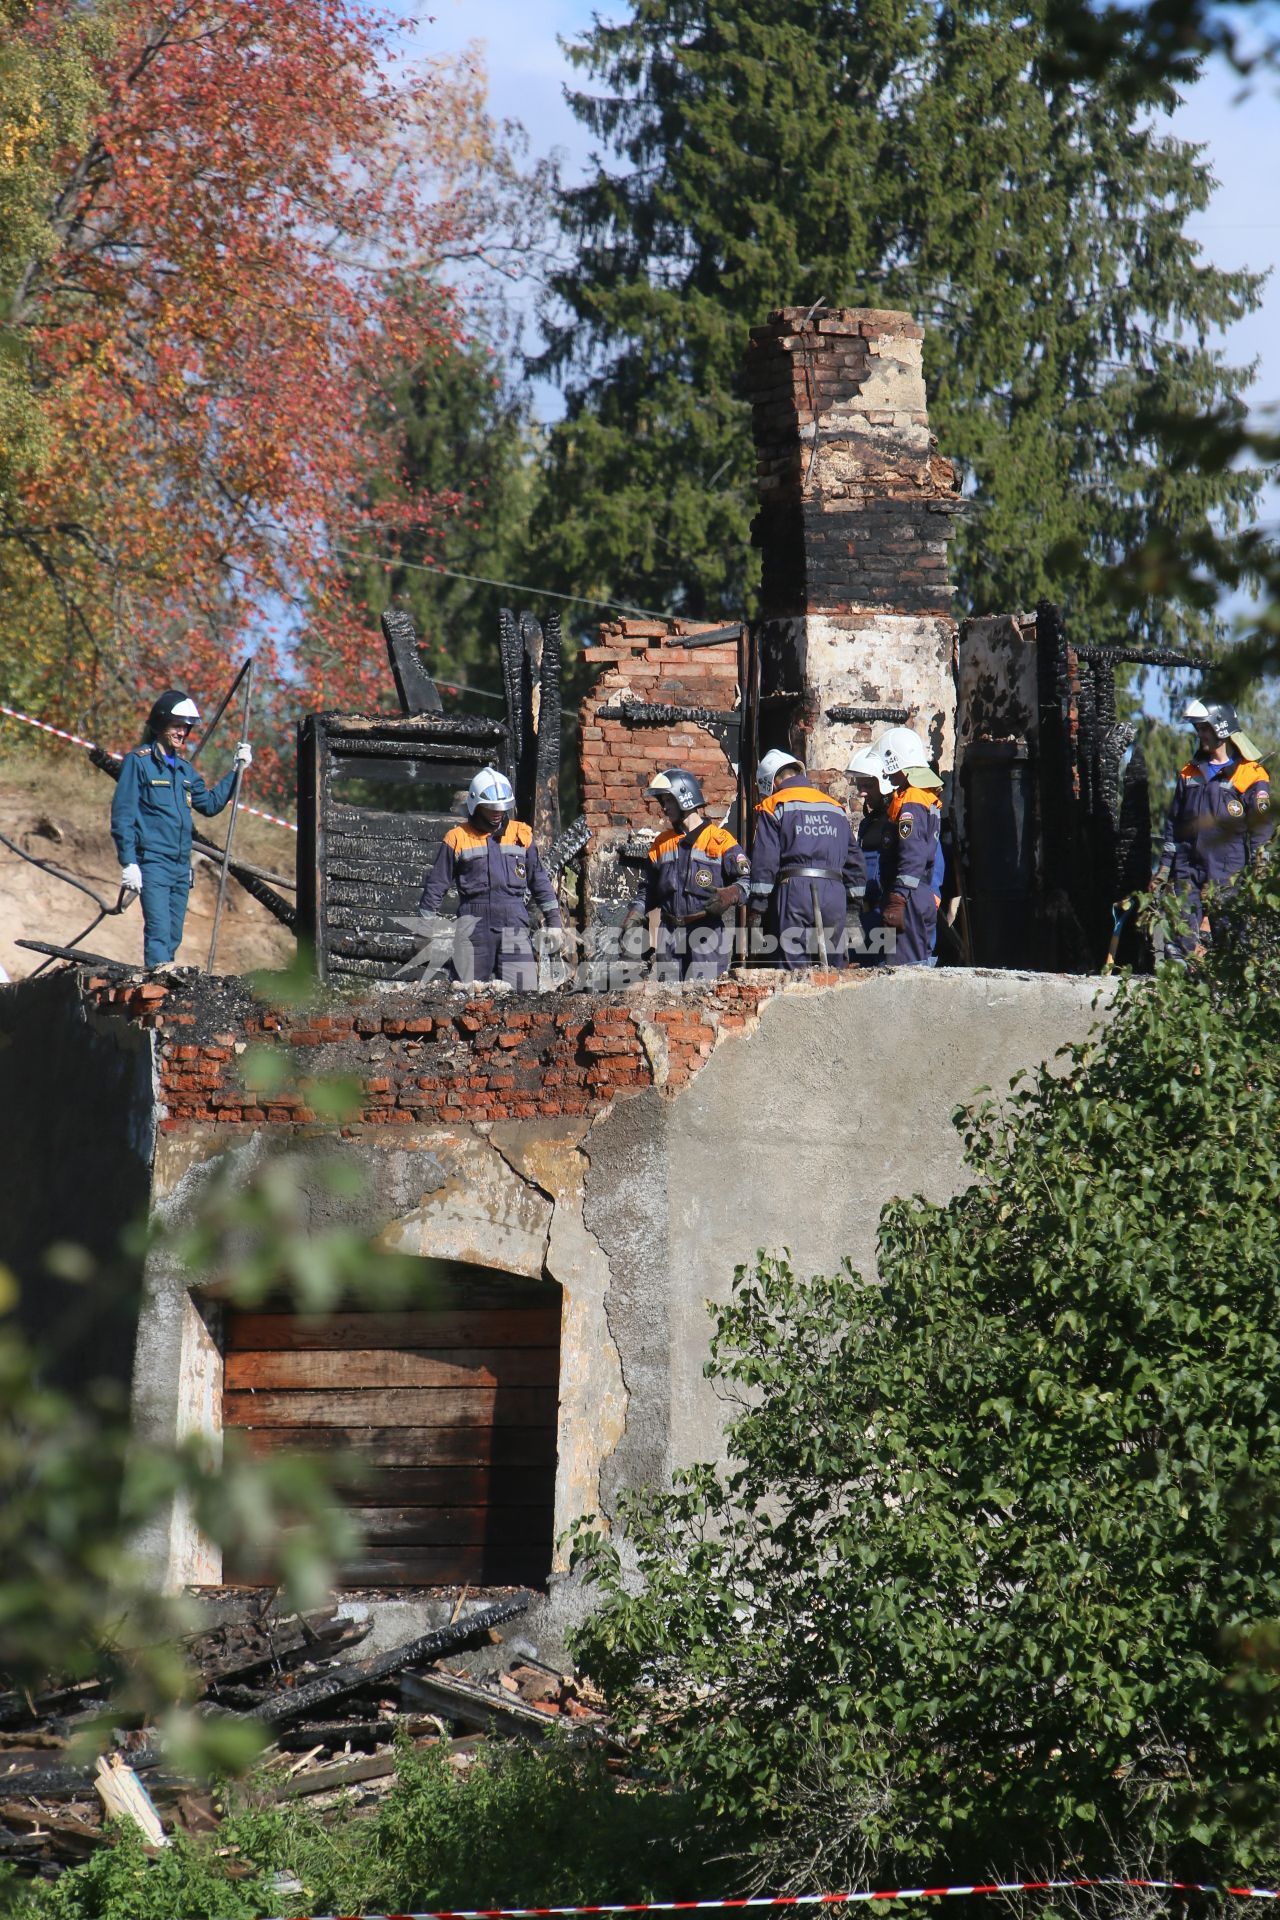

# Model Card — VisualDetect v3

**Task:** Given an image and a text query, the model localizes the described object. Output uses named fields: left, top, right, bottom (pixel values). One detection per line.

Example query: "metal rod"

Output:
left=809, top=882, right=829, bottom=968
left=190, top=657, right=250, bottom=762
left=206, top=659, right=255, bottom=973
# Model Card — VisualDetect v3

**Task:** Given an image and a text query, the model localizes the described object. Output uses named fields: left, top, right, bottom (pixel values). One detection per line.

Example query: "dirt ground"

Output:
left=0, top=742, right=296, bottom=980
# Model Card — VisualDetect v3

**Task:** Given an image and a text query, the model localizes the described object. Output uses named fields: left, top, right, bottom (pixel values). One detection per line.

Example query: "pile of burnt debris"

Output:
left=0, top=1592, right=612, bottom=1880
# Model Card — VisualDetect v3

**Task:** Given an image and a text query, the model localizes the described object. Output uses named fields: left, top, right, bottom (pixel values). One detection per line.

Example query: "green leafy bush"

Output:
left=571, top=859, right=1280, bottom=1889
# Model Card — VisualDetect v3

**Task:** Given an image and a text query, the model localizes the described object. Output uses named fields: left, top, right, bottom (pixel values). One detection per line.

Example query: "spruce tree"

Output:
left=534, top=0, right=1263, bottom=643
left=339, top=338, right=545, bottom=704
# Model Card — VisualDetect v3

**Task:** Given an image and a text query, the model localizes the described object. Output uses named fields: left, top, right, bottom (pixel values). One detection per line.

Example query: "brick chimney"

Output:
left=743, top=307, right=961, bottom=794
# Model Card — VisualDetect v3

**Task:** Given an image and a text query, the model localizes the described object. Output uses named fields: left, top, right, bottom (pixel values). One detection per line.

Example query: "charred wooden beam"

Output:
left=547, top=814, right=590, bottom=876
left=824, top=704, right=911, bottom=724
left=499, top=607, right=525, bottom=780
left=533, top=608, right=563, bottom=850
left=245, top=1597, right=529, bottom=1728
left=381, top=606, right=443, bottom=714
left=662, top=624, right=744, bottom=649
left=1073, top=644, right=1212, bottom=669
left=596, top=698, right=742, bottom=761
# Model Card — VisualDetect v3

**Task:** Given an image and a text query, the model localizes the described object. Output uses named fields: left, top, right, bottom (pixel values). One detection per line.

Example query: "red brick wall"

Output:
left=81, top=971, right=857, bottom=1134
left=579, top=619, right=741, bottom=833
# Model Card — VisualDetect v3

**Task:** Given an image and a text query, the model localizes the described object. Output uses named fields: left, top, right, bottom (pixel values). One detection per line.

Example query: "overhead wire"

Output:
left=331, top=541, right=672, bottom=621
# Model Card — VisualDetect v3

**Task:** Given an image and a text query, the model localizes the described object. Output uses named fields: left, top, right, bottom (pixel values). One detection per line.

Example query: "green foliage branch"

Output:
left=571, top=858, right=1280, bottom=1887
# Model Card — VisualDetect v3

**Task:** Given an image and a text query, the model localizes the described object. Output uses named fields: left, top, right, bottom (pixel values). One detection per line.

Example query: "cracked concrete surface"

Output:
left=120, top=970, right=1114, bottom=1624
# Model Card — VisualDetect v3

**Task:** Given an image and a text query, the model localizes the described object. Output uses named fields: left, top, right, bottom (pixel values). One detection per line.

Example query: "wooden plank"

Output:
left=328, top=1465, right=556, bottom=1506
left=223, top=1387, right=557, bottom=1429
left=349, top=1506, right=554, bottom=1546
left=237, top=1426, right=557, bottom=1467
left=225, top=1348, right=560, bottom=1391
left=337, top=1547, right=550, bottom=1587
left=225, top=1309, right=561, bottom=1352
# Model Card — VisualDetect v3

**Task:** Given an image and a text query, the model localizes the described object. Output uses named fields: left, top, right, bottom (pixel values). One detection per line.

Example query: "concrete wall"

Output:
left=1, top=965, right=1115, bottom=1654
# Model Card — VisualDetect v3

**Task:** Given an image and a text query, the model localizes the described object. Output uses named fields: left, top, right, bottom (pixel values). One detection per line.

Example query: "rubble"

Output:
left=0, top=1594, right=617, bottom=1881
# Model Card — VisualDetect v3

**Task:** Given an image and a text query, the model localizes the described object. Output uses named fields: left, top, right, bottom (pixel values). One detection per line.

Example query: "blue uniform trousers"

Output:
left=889, top=893, right=937, bottom=967
left=654, top=919, right=734, bottom=981
left=140, top=857, right=193, bottom=966
left=450, top=921, right=539, bottom=989
left=770, top=874, right=849, bottom=970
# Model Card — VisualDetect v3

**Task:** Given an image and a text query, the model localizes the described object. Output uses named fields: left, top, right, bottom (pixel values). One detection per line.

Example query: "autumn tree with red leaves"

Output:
left=1, top=0, right=490, bottom=798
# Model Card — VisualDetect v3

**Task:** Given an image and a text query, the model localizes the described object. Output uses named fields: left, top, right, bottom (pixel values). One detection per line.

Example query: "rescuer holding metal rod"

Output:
left=620, top=768, right=749, bottom=981
left=746, top=750, right=866, bottom=968
left=1153, top=696, right=1272, bottom=961
left=875, top=726, right=943, bottom=967
left=110, top=690, right=251, bottom=969
left=418, top=767, right=564, bottom=989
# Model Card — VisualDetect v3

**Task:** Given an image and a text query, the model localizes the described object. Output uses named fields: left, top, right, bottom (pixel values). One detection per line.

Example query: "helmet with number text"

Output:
left=647, top=767, right=705, bottom=814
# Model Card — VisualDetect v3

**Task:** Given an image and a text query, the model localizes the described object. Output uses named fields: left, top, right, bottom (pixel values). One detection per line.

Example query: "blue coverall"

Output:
left=880, top=784, right=943, bottom=967
left=749, top=785, right=866, bottom=969
left=419, top=817, right=561, bottom=988
left=110, top=742, right=238, bottom=966
left=1161, top=753, right=1272, bottom=958
left=633, top=822, right=749, bottom=981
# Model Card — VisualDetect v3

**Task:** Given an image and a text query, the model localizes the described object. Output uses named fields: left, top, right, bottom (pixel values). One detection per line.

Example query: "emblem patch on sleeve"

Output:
left=898, top=816, right=914, bottom=838
left=1257, top=792, right=1271, bottom=814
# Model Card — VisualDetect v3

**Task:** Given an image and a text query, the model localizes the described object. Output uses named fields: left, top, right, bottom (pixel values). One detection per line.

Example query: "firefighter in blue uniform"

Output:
left=621, top=768, right=749, bottom=981
left=875, top=726, right=943, bottom=967
left=847, top=742, right=894, bottom=964
left=418, top=768, right=563, bottom=988
left=747, top=750, right=866, bottom=969
left=111, top=689, right=250, bottom=968
left=1155, top=697, right=1272, bottom=961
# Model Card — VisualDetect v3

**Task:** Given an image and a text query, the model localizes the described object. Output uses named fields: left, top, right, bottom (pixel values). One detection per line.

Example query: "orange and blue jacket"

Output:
left=419, top=818, right=560, bottom=928
left=1161, top=756, right=1272, bottom=884
left=880, top=784, right=942, bottom=902
left=634, top=821, right=750, bottom=925
left=748, top=784, right=865, bottom=908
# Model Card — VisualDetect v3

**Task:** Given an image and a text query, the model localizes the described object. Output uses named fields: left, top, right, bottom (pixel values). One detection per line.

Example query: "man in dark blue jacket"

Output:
left=111, top=690, right=250, bottom=968
left=621, top=768, right=750, bottom=981
left=1155, top=697, right=1272, bottom=960
left=418, top=767, right=563, bottom=987
left=875, top=727, right=943, bottom=967
left=747, top=751, right=866, bottom=968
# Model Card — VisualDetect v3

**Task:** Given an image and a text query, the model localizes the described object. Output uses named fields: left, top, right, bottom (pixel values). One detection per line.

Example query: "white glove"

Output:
left=234, top=741, right=253, bottom=769
left=120, top=864, right=143, bottom=892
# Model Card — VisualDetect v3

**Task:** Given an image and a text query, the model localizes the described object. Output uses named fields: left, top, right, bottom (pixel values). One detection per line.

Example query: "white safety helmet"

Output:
left=847, top=743, right=892, bottom=795
left=877, top=726, right=932, bottom=780
left=466, top=767, right=516, bottom=816
left=757, top=747, right=804, bottom=797
left=146, top=689, right=201, bottom=736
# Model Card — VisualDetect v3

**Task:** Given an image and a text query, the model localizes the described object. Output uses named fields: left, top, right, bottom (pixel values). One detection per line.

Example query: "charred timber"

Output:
left=381, top=606, right=443, bottom=715
left=1073, top=644, right=1213, bottom=669
left=825, top=704, right=912, bottom=724
left=534, top=609, right=563, bottom=849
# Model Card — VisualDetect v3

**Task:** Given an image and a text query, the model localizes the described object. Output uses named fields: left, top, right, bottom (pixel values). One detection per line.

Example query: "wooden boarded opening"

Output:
left=221, top=1268, right=560, bottom=1587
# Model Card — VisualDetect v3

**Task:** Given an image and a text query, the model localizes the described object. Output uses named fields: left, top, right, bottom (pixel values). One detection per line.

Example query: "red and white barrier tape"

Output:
left=0, top=700, right=298, bottom=833
left=253, top=1879, right=1280, bottom=1919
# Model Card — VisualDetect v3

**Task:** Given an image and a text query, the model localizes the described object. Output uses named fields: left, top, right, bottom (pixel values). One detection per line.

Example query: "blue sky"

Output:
left=403, top=0, right=1278, bottom=603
